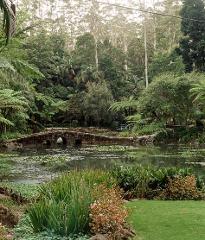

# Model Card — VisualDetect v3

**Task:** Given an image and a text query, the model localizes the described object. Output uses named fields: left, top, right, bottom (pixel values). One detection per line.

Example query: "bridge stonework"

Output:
left=1, top=129, right=157, bottom=150
left=2, top=129, right=136, bottom=149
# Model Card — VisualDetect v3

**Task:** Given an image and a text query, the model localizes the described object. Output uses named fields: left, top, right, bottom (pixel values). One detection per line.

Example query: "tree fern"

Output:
left=126, top=113, right=142, bottom=123
left=0, top=89, right=29, bottom=133
left=0, top=89, right=28, bottom=110
left=11, top=59, right=44, bottom=81
left=109, top=96, right=138, bottom=113
left=34, top=92, right=68, bottom=123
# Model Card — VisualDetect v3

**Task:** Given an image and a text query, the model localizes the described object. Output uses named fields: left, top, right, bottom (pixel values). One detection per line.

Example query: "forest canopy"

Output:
left=1, top=0, right=205, bottom=137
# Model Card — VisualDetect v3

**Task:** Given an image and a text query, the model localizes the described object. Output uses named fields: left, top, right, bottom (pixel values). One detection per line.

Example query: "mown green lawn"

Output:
left=127, top=200, right=205, bottom=240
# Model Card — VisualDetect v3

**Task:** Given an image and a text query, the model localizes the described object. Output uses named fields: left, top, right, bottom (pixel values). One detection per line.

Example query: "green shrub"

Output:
left=111, top=165, right=152, bottom=198
left=28, top=170, right=116, bottom=236
left=132, top=122, right=165, bottom=135
left=138, top=73, right=196, bottom=126
left=148, top=167, right=192, bottom=189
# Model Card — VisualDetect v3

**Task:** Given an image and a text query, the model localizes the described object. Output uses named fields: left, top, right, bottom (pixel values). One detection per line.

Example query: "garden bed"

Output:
left=1, top=166, right=205, bottom=239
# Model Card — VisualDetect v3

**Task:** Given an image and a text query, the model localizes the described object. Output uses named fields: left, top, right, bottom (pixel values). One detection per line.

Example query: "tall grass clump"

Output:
left=28, top=170, right=115, bottom=236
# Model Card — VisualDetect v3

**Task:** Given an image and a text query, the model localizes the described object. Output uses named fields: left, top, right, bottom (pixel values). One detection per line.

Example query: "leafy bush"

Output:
left=82, top=81, right=114, bottom=126
left=138, top=73, right=198, bottom=126
left=111, top=165, right=160, bottom=198
left=148, top=52, right=185, bottom=80
left=132, top=122, right=165, bottom=135
left=90, top=185, right=128, bottom=239
left=159, top=175, right=204, bottom=200
left=28, top=170, right=116, bottom=236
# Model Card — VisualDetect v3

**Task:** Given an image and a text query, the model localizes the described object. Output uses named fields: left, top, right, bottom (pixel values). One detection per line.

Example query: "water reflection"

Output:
left=1, top=144, right=205, bottom=184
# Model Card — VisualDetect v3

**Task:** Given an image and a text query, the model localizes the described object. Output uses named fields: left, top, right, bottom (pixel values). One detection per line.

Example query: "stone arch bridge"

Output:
left=2, top=128, right=157, bottom=150
left=2, top=128, right=138, bottom=149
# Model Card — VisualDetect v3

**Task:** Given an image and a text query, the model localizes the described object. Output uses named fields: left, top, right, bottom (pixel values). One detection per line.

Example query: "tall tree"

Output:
left=0, top=0, right=16, bottom=43
left=179, top=0, right=205, bottom=72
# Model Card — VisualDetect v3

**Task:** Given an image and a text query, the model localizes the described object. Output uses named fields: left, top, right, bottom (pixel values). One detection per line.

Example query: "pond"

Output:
left=1, top=144, right=205, bottom=184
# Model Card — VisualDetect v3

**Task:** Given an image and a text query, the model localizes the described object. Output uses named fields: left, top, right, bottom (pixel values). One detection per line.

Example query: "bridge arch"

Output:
left=43, top=139, right=52, bottom=146
left=75, top=138, right=82, bottom=147
left=56, top=136, right=67, bottom=146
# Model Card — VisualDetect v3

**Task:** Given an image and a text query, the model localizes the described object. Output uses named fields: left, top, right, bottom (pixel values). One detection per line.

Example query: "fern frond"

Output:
left=11, top=59, right=44, bottom=80
left=110, top=96, right=138, bottom=112
left=0, top=89, right=28, bottom=110
left=0, top=113, right=14, bottom=126
left=52, top=100, right=68, bottom=111
left=0, top=57, right=15, bottom=71
left=126, top=114, right=142, bottom=123
left=190, top=81, right=205, bottom=103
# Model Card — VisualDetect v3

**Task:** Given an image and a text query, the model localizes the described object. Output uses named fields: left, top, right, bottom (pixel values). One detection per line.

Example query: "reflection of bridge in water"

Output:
left=4, top=128, right=137, bottom=149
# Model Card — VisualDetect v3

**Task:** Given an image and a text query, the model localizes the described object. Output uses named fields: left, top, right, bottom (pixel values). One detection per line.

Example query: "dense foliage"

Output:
left=2, top=0, right=204, bottom=138
left=112, top=165, right=205, bottom=200
left=179, top=0, right=205, bottom=72
left=2, top=1, right=205, bottom=239
left=138, top=74, right=195, bottom=125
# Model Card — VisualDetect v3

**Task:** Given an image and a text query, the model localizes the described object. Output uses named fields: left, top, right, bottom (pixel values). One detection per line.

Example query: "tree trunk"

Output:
left=123, top=37, right=128, bottom=71
left=153, top=0, right=157, bottom=51
left=144, top=11, right=149, bottom=88
left=94, top=36, right=99, bottom=71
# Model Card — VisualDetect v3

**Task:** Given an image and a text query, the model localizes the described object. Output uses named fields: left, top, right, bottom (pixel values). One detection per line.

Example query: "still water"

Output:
left=1, top=144, right=205, bottom=184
